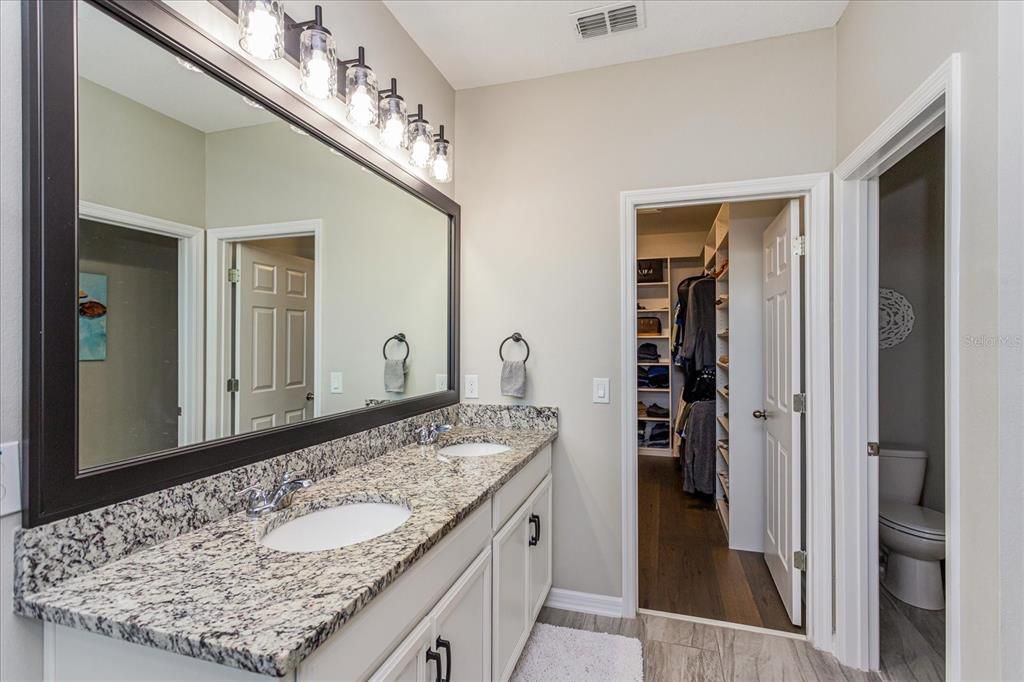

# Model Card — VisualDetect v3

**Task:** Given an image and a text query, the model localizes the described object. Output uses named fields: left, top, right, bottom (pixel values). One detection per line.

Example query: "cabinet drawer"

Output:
left=492, top=445, right=551, bottom=532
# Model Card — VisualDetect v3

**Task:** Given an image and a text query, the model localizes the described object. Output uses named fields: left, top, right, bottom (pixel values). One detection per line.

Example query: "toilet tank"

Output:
left=878, top=448, right=928, bottom=504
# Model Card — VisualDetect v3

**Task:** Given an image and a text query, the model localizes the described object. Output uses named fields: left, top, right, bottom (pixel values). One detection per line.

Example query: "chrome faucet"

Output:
left=238, top=471, right=313, bottom=518
left=415, top=423, right=452, bottom=446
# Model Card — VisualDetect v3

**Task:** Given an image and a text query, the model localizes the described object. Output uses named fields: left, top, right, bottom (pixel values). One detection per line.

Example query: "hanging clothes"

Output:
left=682, top=400, right=717, bottom=495
left=672, top=275, right=704, bottom=366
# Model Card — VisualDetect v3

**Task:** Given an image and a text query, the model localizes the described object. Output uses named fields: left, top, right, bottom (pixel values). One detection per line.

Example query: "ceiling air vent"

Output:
left=572, top=2, right=645, bottom=41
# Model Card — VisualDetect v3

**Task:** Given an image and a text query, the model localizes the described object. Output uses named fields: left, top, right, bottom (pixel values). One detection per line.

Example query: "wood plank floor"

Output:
left=638, top=455, right=802, bottom=634
left=879, top=587, right=945, bottom=681
left=537, top=606, right=878, bottom=681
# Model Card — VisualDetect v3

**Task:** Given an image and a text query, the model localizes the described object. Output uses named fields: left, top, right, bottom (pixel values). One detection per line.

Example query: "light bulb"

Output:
left=431, top=155, right=450, bottom=183
left=301, top=51, right=333, bottom=99
left=410, top=136, right=432, bottom=167
left=348, top=87, right=375, bottom=127
left=381, top=115, right=405, bottom=149
left=239, top=1, right=283, bottom=61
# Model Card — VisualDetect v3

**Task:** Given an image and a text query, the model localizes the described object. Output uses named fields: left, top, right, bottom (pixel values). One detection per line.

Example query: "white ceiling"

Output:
left=383, top=0, right=848, bottom=90
left=78, top=3, right=275, bottom=133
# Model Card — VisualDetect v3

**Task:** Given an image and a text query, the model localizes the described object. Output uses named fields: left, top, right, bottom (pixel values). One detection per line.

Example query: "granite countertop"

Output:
left=17, top=426, right=556, bottom=677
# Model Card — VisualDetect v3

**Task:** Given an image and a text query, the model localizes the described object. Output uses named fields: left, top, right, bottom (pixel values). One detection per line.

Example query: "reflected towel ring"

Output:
left=383, top=333, right=410, bottom=365
left=498, top=332, right=530, bottom=364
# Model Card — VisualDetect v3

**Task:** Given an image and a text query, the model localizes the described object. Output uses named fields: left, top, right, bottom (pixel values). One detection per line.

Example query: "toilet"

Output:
left=878, top=448, right=945, bottom=610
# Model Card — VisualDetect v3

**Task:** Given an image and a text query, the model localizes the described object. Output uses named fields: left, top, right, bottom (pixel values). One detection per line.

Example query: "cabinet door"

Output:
left=527, top=475, right=553, bottom=620
left=370, top=618, right=433, bottom=682
left=431, top=548, right=492, bottom=682
left=492, top=503, right=531, bottom=682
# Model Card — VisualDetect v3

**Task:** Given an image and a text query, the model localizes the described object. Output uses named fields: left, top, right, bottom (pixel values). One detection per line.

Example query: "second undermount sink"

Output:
left=259, top=502, right=411, bottom=553
left=437, top=442, right=511, bottom=457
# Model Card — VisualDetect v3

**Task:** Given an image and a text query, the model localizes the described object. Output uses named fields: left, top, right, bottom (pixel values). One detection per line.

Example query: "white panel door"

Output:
left=431, top=548, right=492, bottom=682
left=237, top=244, right=315, bottom=434
left=760, top=199, right=803, bottom=626
left=492, top=503, right=531, bottom=682
left=527, top=475, right=553, bottom=621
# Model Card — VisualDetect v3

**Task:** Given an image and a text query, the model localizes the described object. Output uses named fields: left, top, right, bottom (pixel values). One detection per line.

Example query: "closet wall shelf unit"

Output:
left=708, top=203, right=731, bottom=536
left=717, top=498, right=730, bottom=533
left=718, top=472, right=730, bottom=498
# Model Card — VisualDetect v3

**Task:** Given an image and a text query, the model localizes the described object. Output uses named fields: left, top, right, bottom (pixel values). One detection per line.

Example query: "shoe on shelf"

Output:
left=646, top=403, right=669, bottom=418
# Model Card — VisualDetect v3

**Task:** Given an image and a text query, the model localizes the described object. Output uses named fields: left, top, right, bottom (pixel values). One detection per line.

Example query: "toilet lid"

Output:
left=879, top=501, right=945, bottom=539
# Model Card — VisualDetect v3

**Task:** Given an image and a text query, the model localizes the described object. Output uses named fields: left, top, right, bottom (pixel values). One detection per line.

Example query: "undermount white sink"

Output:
left=259, top=502, right=411, bottom=553
left=437, top=442, right=511, bottom=457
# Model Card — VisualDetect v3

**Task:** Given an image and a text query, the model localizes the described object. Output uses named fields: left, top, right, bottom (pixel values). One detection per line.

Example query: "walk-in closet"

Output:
left=635, top=198, right=807, bottom=633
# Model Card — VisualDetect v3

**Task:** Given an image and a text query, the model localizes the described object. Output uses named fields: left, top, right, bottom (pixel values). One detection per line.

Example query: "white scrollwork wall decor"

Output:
left=879, top=288, right=915, bottom=349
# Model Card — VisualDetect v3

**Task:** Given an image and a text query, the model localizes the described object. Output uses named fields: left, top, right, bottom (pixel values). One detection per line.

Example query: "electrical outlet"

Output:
left=435, top=374, right=448, bottom=391
left=330, top=372, right=343, bottom=393
left=465, top=374, right=479, bottom=399
left=593, top=377, right=610, bottom=404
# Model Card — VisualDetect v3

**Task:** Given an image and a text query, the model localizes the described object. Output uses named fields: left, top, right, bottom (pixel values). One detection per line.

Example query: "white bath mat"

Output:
left=511, top=623, right=644, bottom=681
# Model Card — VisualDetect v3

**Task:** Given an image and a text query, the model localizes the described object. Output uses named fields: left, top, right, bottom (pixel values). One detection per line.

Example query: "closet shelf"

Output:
left=717, top=330, right=729, bottom=338
left=718, top=472, right=730, bottom=499
left=637, top=361, right=670, bottom=366
left=638, top=388, right=670, bottom=393
left=716, top=361, right=729, bottom=370
left=637, top=281, right=669, bottom=287
left=717, top=444, right=730, bottom=465
left=638, top=416, right=671, bottom=422
left=637, top=308, right=670, bottom=313
left=717, top=415, right=729, bottom=432
left=717, top=387, right=729, bottom=400
left=717, top=498, right=730, bottom=533
left=639, top=334, right=669, bottom=339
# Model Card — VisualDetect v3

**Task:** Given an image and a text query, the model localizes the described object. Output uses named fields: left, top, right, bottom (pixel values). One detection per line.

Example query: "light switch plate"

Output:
left=435, top=374, right=448, bottom=391
left=593, top=378, right=610, bottom=404
left=465, top=374, right=479, bottom=399
left=330, top=372, right=343, bottom=394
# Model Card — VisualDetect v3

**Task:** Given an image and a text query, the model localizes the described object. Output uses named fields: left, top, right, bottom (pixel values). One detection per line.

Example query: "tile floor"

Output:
left=538, top=606, right=879, bottom=681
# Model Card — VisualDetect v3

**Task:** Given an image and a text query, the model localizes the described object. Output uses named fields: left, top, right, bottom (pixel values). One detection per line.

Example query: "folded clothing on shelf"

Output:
left=646, top=422, right=671, bottom=447
left=644, top=366, right=669, bottom=388
left=637, top=342, right=661, bottom=362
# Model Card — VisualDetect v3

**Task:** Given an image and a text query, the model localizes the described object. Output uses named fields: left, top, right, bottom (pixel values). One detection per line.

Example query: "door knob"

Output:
left=752, top=409, right=768, bottom=420
left=305, top=392, right=314, bottom=401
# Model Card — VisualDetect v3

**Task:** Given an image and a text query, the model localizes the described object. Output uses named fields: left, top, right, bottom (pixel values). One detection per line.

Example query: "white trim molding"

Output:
left=1, top=441, right=22, bottom=517
left=638, top=607, right=808, bottom=642
left=545, top=588, right=624, bottom=619
left=619, top=173, right=833, bottom=654
left=832, top=55, right=962, bottom=675
left=78, top=201, right=205, bottom=449
left=204, top=220, right=324, bottom=440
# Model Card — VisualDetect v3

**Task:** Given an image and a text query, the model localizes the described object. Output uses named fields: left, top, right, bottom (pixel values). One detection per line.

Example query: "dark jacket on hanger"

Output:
left=682, top=278, right=717, bottom=373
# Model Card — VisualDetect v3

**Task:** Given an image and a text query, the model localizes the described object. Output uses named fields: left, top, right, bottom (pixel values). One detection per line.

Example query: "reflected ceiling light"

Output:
left=175, top=56, right=203, bottom=73
left=406, top=104, right=433, bottom=169
left=294, top=5, right=337, bottom=100
left=377, top=78, right=407, bottom=150
left=429, top=125, right=452, bottom=184
left=289, top=124, right=309, bottom=136
left=238, top=0, right=285, bottom=61
left=340, top=47, right=378, bottom=127
left=242, top=95, right=264, bottom=109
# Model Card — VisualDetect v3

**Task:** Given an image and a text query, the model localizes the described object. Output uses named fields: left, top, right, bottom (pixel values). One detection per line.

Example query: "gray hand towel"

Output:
left=500, top=360, right=526, bottom=398
left=384, top=358, right=406, bottom=393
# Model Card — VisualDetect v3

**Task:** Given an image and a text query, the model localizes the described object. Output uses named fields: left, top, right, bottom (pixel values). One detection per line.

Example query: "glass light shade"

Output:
left=430, top=139, right=452, bottom=183
left=378, top=96, right=408, bottom=149
left=238, top=0, right=284, bottom=61
left=407, top=120, right=434, bottom=168
left=299, top=27, right=337, bottom=100
left=345, top=64, right=378, bottom=127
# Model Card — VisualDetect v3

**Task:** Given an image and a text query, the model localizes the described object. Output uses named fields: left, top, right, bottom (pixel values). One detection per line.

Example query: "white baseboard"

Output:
left=545, top=588, right=624, bottom=618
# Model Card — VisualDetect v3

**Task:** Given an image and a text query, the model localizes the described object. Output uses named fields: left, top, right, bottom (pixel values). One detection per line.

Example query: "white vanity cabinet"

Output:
left=43, top=445, right=553, bottom=682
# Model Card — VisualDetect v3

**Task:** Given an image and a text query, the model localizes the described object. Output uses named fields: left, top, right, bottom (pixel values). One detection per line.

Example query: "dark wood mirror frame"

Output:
left=22, top=0, right=461, bottom=527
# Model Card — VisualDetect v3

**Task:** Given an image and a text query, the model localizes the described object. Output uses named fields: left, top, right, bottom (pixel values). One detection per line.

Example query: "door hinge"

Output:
left=226, top=378, right=239, bottom=393
left=177, top=406, right=182, bottom=416
left=793, top=393, right=807, bottom=413
left=227, top=268, right=240, bottom=284
left=867, top=441, right=880, bottom=457
left=794, top=550, right=807, bottom=571
left=792, top=235, right=807, bottom=257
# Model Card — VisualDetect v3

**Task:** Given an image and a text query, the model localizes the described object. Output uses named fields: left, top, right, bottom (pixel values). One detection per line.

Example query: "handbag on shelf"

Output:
left=637, top=317, right=663, bottom=336
left=637, top=259, right=665, bottom=283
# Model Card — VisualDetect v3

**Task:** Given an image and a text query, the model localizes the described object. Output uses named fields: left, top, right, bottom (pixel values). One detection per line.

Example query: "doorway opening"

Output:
left=634, top=198, right=805, bottom=634
left=875, top=129, right=947, bottom=679
left=205, top=220, right=322, bottom=439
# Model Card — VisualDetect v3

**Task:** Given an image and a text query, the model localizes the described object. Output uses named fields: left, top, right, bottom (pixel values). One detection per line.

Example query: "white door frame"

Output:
left=78, top=201, right=204, bottom=447
left=619, top=172, right=832, bottom=652
left=832, top=55, right=962, bottom=674
left=204, top=219, right=323, bottom=439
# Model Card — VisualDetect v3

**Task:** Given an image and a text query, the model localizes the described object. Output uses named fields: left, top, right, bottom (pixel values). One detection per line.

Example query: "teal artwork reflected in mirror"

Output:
left=78, top=271, right=108, bottom=361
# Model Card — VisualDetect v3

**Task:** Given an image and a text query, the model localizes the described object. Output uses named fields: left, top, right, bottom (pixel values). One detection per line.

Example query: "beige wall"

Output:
left=835, top=2, right=1007, bottom=676
left=455, top=28, right=835, bottom=597
left=204, top=122, right=450, bottom=414
left=79, top=78, right=207, bottom=227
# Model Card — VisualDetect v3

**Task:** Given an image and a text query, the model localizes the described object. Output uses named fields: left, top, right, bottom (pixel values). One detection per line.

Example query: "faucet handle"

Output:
left=280, top=471, right=307, bottom=483
left=237, top=485, right=268, bottom=509
left=435, top=424, right=452, bottom=433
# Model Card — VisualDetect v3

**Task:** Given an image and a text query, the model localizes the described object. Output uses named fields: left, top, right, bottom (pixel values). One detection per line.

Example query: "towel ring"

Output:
left=498, top=332, right=530, bottom=364
left=383, top=333, right=410, bottom=365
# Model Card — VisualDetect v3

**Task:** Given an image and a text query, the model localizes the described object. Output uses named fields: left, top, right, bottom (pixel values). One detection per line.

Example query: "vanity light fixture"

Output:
left=340, top=47, right=378, bottom=127
left=378, top=78, right=408, bottom=150
left=238, top=0, right=285, bottom=61
left=429, top=125, right=452, bottom=183
left=293, top=5, right=337, bottom=100
left=406, top=104, right=434, bottom=169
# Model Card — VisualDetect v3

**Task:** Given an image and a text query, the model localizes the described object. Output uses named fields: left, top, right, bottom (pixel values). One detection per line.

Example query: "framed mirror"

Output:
left=22, top=0, right=460, bottom=526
